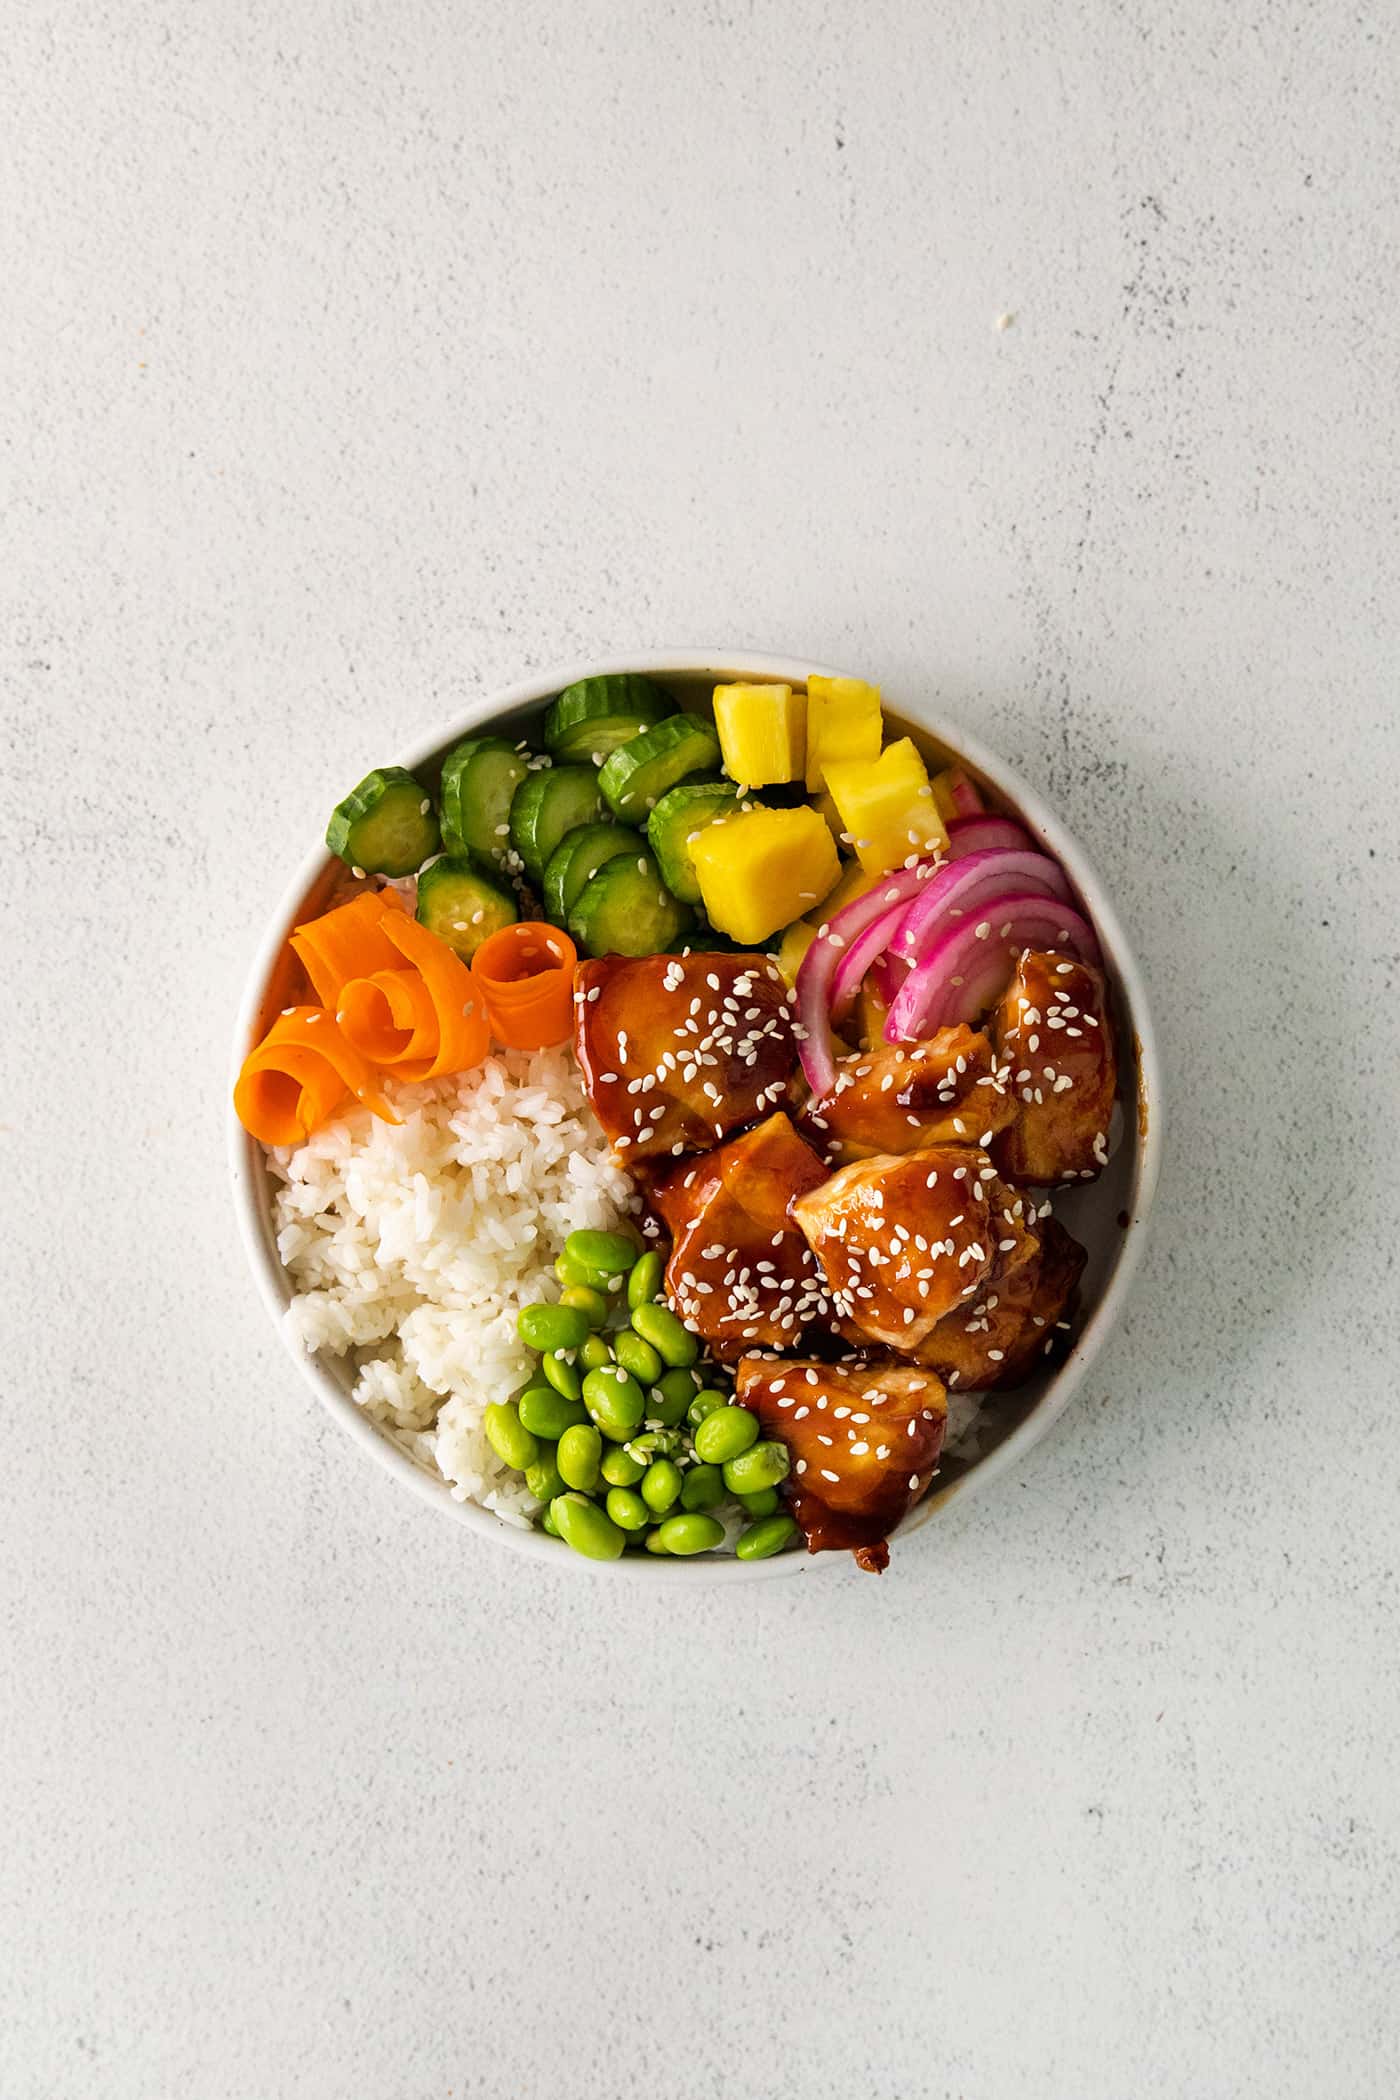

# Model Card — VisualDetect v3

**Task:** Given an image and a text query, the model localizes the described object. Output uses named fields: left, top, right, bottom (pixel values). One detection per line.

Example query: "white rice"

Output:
left=266, top=1047, right=636, bottom=1522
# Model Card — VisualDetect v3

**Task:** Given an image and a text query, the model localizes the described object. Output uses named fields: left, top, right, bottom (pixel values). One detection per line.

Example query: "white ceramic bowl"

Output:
left=230, top=650, right=1162, bottom=1581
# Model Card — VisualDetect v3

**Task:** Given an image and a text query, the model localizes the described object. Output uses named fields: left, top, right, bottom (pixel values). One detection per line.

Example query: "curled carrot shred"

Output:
left=289, top=888, right=408, bottom=1007
left=471, top=922, right=577, bottom=1050
left=236, top=890, right=529, bottom=1147
left=233, top=1006, right=399, bottom=1147
left=373, top=911, right=492, bottom=1076
left=334, top=968, right=442, bottom=1079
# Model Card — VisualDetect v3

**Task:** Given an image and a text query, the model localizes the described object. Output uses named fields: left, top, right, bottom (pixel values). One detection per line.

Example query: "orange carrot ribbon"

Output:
left=471, top=922, right=577, bottom=1050
left=233, top=1006, right=399, bottom=1147
left=336, top=910, right=490, bottom=1079
left=237, top=894, right=562, bottom=1145
left=289, top=888, right=409, bottom=1006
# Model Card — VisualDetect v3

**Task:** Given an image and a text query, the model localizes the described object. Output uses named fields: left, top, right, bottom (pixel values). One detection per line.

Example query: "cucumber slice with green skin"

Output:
left=509, top=765, right=607, bottom=883
left=543, top=676, right=673, bottom=763
left=598, top=714, right=723, bottom=823
left=416, top=855, right=518, bottom=960
left=325, top=768, right=440, bottom=877
left=542, top=821, right=637, bottom=924
left=645, top=779, right=740, bottom=904
left=439, top=736, right=532, bottom=865
left=568, top=852, right=694, bottom=958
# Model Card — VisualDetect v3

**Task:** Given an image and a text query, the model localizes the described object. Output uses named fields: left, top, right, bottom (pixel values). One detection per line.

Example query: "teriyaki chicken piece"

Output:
left=572, top=952, right=798, bottom=1163
left=735, top=1356, right=948, bottom=1573
left=909, top=1214, right=1086, bottom=1391
left=990, top=950, right=1116, bottom=1185
left=790, top=1144, right=1000, bottom=1349
left=800, top=1024, right=1017, bottom=1160
left=653, top=1113, right=831, bottom=1358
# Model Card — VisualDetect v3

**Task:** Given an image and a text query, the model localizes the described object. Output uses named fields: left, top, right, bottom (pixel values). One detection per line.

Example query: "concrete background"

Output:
left=4, top=3, right=1398, bottom=2095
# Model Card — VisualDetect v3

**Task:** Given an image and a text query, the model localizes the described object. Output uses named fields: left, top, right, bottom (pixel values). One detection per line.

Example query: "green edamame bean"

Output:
left=578, top=1334, right=614, bottom=1374
left=644, top=1527, right=670, bottom=1555
left=693, top=1406, right=760, bottom=1466
left=556, top=1249, right=606, bottom=1290
left=614, top=1331, right=664, bottom=1386
left=686, top=1389, right=728, bottom=1430
left=626, top=1429, right=682, bottom=1461
left=629, top=1300, right=699, bottom=1369
left=541, top=1352, right=582, bottom=1402
left=680, top=1462, right=726, bottom=1513
left=525, top=1452, right=566, bottom=1504
left=722, top=1440, right=790, bottom=1495
left=626, top=1250, right=665, bottom=1310
left=655, top=1512, right=725, bottom=1556
left=582, top=1365, right=646, bottom=1441
left=540, top=1505, right=560, bottom=1538
left=652, top=1367, right=700, bottom=1426
left=518, top=1301, right=590, bottom=1353
left=518, top=1385, right=588, bottom=1439
left=604, top=1487, right=650, bottom=1533
left=640, top=1458, right=683, bottom=1515
left=735, top=1512, right=800, bottom=1561
left=558, top=1284, right=609, bottom=1329
left=551, top=1492, right=625, bottom=1562
left=600, top=1444, right=646, bottom=1488
left=565, top=1228, right=637, bottom=1277
left=556, top=1423, right=602, bottom=1494
left=483, top=1402, right=539, bottom=1473
left=736, top=1486, right=779, bottom=1517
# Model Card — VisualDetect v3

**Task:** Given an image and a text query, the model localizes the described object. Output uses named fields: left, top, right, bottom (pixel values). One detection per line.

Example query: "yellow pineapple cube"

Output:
left=929, top=765, right=979, bottom=822
left=712, top=682, right=806, bottom=787
left=822, top=738, right=949, bottom=875
left=776, top=919, right=819, bottom=986
left=774, top=858, right=870, bottom=984
left=804, top=675, right=883, bottom=791
left=816, top=859, right=878, bottom=922
left=691, top=805, right=840, bottom=946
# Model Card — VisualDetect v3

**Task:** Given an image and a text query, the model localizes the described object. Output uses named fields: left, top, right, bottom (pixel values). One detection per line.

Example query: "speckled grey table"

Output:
left=5, top=4, right=1398, bottom=2095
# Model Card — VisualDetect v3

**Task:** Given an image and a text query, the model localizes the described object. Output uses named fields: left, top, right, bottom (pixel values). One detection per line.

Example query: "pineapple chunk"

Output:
left=774, top=864, right=873, bottom=986
left=929, top=765, right=981, bottom=822
left=822, top=738, right=949, bottom=875
left=713, top=682, right=806, bottom=787
left=804, top=675, right=883, bottom=791
left=692, top=805, right=840, bottom=946
left=815, top=790, right=844, bottom=840
left=776, top=919, right=818, bottom=987
left=817, top=859, right=878, bottom=922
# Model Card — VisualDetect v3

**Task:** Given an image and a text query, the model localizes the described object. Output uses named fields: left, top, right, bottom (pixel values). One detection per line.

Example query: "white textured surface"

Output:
left=4, top=4, right=1398, bottom=2095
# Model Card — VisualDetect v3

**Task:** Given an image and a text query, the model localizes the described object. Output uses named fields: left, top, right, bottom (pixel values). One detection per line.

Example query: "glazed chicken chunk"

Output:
left=653, top=1114, right=831, bottom=1358
left=801, top=1025, right=1017, bottom=1160
left=791, top=1145, right=999, bottom=1349
left=991, top=950, right=1116, bottom=1185
left=573, top=953, right=797, bottom=1163
left=735, top=1356, right=948, bottom=1573
left=910, top=1215, right=1086, bottom=1391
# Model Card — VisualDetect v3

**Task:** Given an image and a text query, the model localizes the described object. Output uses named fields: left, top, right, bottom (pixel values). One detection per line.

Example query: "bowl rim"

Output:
left=228, top=647, right=1163, bottom=1583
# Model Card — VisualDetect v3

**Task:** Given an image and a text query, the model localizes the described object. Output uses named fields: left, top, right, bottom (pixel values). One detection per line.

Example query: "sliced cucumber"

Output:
left=416, top=855, right=518, bottom=960
left=645, top=779, right=739, bottom=904
left=543, top=675, right=673, bottom=763
left=542, top=821, right=637, bottom=923
left=598, top=714, right=723, bottom=823
left=326, top=767, right=440, bottom=877
left=568, top=852, right=693, bottom=958
left=439, top=736, right=532, bottom=866
left=509, top=765, right=607, bottom=883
